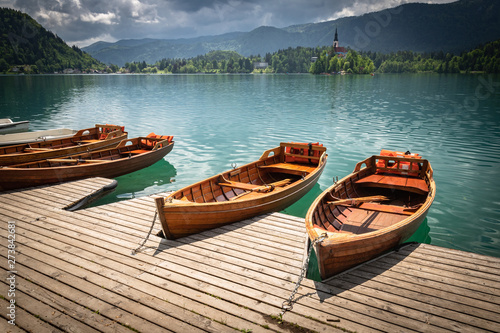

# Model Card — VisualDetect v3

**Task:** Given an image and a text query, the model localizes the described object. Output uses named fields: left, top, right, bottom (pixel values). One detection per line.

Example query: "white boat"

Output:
left=0, top=128, right=78, bottom=146
left=0, top=119, right=30, bottom=134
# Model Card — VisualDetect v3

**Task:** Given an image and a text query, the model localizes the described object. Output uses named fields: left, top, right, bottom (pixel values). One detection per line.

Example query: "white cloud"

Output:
left=37, top=8, right=73, bottom=27
left=8, top=0, right=461, bottom=45
left=80, top=12, right=118, bottom=25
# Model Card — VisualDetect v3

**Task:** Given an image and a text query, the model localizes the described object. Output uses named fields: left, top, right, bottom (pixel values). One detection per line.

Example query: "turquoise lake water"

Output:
left=1, top=73, right=499, bottom=260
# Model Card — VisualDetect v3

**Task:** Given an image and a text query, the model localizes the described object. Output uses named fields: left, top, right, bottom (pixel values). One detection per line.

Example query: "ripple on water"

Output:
left=2, top=74, right=499, bottom=259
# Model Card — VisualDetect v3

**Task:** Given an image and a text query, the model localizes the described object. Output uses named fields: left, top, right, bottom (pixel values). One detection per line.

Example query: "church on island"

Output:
left=333, top=27, right=347, bottom=57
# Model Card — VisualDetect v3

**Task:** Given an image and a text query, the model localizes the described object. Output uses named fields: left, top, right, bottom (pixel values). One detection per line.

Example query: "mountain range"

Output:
left=84, top=0, right=500, bottom=67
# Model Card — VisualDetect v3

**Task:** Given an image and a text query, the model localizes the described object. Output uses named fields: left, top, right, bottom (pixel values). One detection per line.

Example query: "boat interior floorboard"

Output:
left=340, top=208, right=406, bottom=234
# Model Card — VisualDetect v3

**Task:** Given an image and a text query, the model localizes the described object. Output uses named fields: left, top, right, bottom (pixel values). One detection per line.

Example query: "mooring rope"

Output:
left=279, top=233, right=327, bottom=319
left=131, top=210, right=157, bottom=255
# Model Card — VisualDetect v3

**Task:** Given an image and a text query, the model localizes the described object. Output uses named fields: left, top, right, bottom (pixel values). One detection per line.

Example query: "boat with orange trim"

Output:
left=155, top=142, right=327, bottom=240
left=0, top=134, right=174, bottom=191
left=0, top=124, right=127, bottom=166
left=305, top=150, right=435, bottom=280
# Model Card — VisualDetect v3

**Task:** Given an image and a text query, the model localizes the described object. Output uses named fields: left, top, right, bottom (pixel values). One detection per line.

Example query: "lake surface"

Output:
left=1, top=73, right=499, bottom=260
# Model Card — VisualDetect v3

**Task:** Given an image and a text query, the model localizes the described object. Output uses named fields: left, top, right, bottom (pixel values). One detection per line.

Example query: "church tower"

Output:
left=333, top=27, right=339, bottom=49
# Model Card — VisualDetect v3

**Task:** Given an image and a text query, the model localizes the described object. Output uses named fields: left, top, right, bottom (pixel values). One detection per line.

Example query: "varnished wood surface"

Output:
left=1, top=178, right=499, bottom=332
left=157, top=143, right=327, bottom=239
left=0, top=125, right=127, bottom=166
left=0, top=138, right=174, bottom=191
left=306, top=154, right=436, bottom=279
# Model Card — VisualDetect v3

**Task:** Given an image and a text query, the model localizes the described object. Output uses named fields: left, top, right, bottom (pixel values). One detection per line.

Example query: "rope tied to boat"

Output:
left=279, top=233, right=327, bottom=319
left=131, top=210, right=157, bottom=255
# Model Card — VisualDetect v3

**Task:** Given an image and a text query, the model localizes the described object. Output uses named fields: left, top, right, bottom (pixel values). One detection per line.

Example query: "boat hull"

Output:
left=313, top=207, right=430, bottom=278
left=156, top=143, right=327, bottom=240
left=0, top=139, right=174, bottom=191
left=305, top=153, right=436, bottom=280
left=0, top=125, right=126, bottom=166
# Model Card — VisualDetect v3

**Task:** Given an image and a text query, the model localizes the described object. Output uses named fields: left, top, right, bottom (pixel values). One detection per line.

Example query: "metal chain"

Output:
left=279, top=233, right=327, bottom=318
left=131, top=210, right=157, bottom=255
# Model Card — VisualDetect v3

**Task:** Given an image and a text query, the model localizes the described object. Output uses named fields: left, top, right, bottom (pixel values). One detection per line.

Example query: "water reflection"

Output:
left=1, top=73, right=499, bottom=258
left=89, top=159, right=177, bottom=206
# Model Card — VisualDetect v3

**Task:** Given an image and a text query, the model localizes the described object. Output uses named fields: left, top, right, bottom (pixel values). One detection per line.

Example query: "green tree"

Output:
left=0, top=58, right=9, bottom=72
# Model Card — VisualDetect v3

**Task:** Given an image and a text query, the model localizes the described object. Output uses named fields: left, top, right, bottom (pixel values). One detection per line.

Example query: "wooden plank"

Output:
left=326, top=270, right=498, bottom=331
left=0, top=281, right=100, bottom=333
left=389, top=251, right=500, bottom=290
left=375, top=256, right=500, bottom=303
left=2, top=179, right=499, bottom=333
left=0, top=208, right=360, bottom=330
left=407, top=244, right=500, bottom=272
left=357, top=202, right=414, bottom=215
left=0, top=200, right=333, bottom=328
left=0, top=268, right=131, bottom=333
left=396, top=246, right=500, bottom=282
left=0, top=297, right=61, bottom=333
left=0, top=234, right=232, bottom=333
left=355, top=174, right=428, bottom=194
left=0, top=214, right=339, bottom=333
left=352, top=262, right=500, bottom=319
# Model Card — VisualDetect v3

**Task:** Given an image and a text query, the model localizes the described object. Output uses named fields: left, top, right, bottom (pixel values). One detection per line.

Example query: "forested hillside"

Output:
left=368, top=40, right=500, bottom=73
left=121, top=40, right=500, bottom=75
left=1, top=6, right=499, bottom=75
left=83, top=0, right=500, bottom=66
left=0, top=8, right=105, bottom=73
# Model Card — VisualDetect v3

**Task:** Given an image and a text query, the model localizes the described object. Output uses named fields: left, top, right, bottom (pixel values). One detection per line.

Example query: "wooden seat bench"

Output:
left=217, top=181, right=262, bottom=191
left=357, top=202, right=415, bottom=216
left=258, top=163, right=316, bottom=176
left=126, top=149, right=150, bottom=155
left=218, top=178, right=292, bottom=193
left=77, top=139, right=100, bottom=143
left=355, top=173, right=428, bottom=194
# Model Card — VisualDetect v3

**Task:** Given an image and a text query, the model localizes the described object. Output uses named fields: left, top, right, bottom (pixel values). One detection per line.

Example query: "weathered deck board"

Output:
left=1, top=178, right=499, bottom=333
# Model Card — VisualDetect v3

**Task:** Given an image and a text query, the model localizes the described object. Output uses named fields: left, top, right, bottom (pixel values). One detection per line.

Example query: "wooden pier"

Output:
left=1, top=178, right=499, bottom=332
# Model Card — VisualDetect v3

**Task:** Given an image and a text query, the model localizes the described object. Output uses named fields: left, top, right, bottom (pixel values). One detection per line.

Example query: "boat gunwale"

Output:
left=163, top=144, right=327, bottom=208
left=1, top=137, right=174, bottom=170
left=305, top=154, right=436, bottom=244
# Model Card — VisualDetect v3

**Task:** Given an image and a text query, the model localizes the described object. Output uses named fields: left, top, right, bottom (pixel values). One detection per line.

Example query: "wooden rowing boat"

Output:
left=0, top=124, right=127, bottom=166
left=305, top=150, right=436, bottom=280
left=0, top=128, right=77, bottom=146
left=155, top=142, right=327, bottom=240
left=0, top=135, right=174, bottom=191
left=0, top=118, right=30, bottom=134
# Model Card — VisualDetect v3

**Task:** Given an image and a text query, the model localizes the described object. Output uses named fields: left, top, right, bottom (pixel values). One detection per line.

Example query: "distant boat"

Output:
left=155, top=142, right=327, bottom=240
left=0, top=124, right=127, bottom=166
left=0, top=134, right=174, bottom=191
left=0, top=118, right=29, bottom=134
left=0, top=128, right=77, bottom=146
left=305, top=150, right=436, bottom=280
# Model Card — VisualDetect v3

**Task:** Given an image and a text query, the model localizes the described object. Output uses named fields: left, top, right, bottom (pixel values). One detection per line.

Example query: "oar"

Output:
left=229, top=179, right=293, bottom=200
left=327, top=195, right=389, bottom=206
left=252, top=178, right=292, bottom=193
left=47, top=158, right=111, bottom=164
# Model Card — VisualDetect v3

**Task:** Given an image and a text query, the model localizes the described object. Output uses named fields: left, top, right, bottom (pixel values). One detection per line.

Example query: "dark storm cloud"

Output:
left=3, top=0, right=457, bottom=46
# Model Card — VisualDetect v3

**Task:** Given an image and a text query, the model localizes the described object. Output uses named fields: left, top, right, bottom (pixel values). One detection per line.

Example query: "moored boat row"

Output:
left=0, top=127, right=435, bottom=279
left=0, top=135, right=174, bottom=191
left=153, top=146, right=435, bottom=280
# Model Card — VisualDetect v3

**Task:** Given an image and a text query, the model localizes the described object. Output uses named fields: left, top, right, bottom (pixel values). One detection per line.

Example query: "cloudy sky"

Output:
left=2, top=0, right=457, bottom=47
